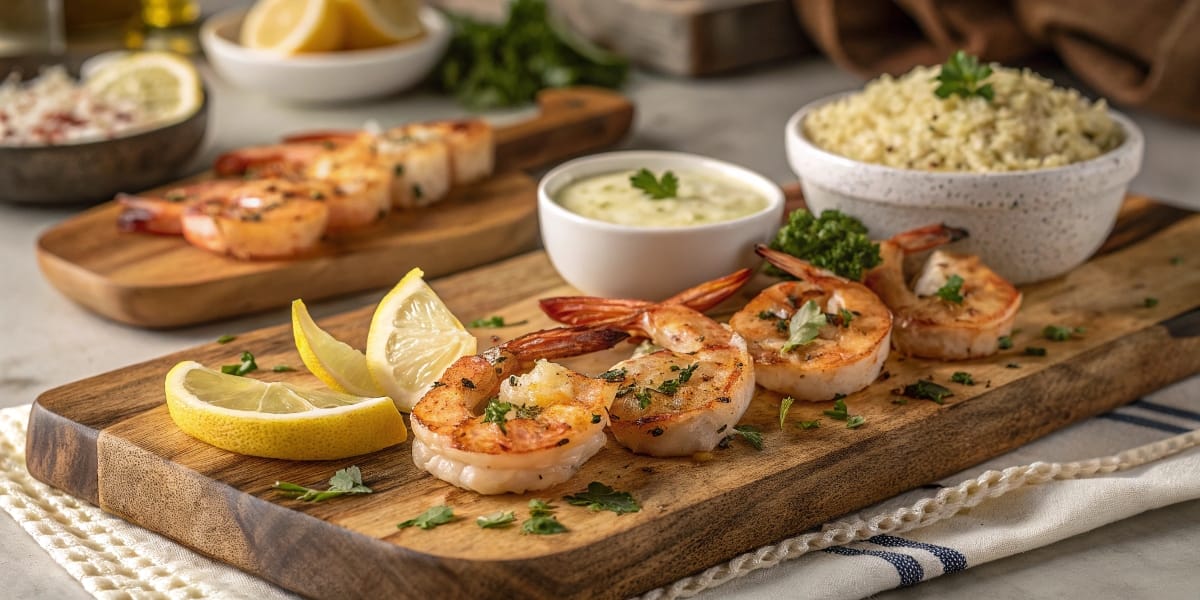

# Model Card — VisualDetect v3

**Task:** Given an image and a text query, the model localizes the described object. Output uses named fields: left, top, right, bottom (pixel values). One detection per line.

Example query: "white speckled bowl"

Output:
left=785, top=95, right=1144, bottom=284
left=539, top=151, right=785, bottom=300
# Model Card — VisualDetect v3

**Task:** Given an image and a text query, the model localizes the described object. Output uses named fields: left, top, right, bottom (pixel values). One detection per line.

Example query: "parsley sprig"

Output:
left=897, top=379, right=955, bottom=404
left=823, top=396, right=867, bottom=428
left=469, top=315, right=529, bottom=328
left=781, top=299, right=825, bottom=353
left=476, top=511, right=517, bottom=529
left=522, top=499, right=567, bottom=535
left=934, top=50, right=994, bottom=101
left=398, top=505, right=455, bottom=530
left=630, top=168, right=679, bottom=199
left=768, top=209, right=881, bottom=281
left=564, top=481, right=640, bottom=514
left=273, top=466, right=372, bottom=502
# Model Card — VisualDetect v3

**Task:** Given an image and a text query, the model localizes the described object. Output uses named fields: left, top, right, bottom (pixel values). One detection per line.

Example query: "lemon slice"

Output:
left=292, top=299, right=384, bottom=397
left=241, top=0, right=345, bottom=54
left=366, top=268, right=476, bottom=412
left=337, top=0, right=424, bottom=49
left=84, top=51, right=203, bottom=124
left=165, top=361, right=405, bottom=460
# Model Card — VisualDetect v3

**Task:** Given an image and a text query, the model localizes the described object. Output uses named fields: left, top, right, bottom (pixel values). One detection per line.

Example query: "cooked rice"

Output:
left=0, top=66, right=148, bottom=146
left=803, top=65, right=1124, bottom=172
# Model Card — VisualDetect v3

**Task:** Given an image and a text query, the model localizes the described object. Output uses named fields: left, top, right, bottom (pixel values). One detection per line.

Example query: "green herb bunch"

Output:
left=436, top=0, right=628, bottom=109
left=767, top=209, right=882, bottom=281
left=934, top=50, right=994, bottom=101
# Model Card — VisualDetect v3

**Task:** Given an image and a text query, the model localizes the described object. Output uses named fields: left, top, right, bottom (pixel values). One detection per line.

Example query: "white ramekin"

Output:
left=538, top=151, right=785, bottom=300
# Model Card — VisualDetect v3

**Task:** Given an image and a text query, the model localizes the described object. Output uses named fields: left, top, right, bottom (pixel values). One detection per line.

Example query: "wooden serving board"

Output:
left=27, top=194, right=1200, bottom=599
left=35, top=87, right=634, bottom=329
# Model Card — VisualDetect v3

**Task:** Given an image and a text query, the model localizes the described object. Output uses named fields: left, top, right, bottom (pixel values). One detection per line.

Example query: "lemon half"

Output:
left=365, top=268, right=476, bottom=412
left=241, top=0, right=346, bottom=54
left=292, top=299, right=384, bottom=398
left=165, top=361, right=405, bottom=460
left=338, top=0, right=424, bottom=49
left=84, top=51, right=202, bottom=124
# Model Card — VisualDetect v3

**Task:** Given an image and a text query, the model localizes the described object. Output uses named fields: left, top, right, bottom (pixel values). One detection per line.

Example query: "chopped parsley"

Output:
left=397, top=505, right=455, bottom=530
left=635, top=387, right=653, bottom=409
left=898, top=380, right=954, bottom=404
left=216, top=334, right=236, bottom=344
left=730, top=424, right=764, bottom=451
left=781, top=299, right=825, bottom=353
left=522, top=499, right=567, bottom=535
left=598, top=367, right=627, bottom=382
left=1024, top=346, right=1047, bottom=356
left=823, top=397, right=850, bottom=420
left=845, top=415, right=867, bottom=429
left=564, top=481, right=640, bottom=514
left=1006, top=363, right=1021, bottom=369
left=482, top=398, right=513, bottom=433
left=476, top=511, right=517, bottom=529
left=936, top=274, right=965, bottom=304
left=1170, top=256, right=1183, bottom=265
left=1143, top=297, right=1159, bottom=308
left=798, top=420, right=820, bottom=430
left=629, top=168, right=678, bottom=199
left=779, top=396, right=794, bottom=429
left=950, top=371, right=975, bottom=386
left=997, top=335, right=1013, bottom=350
left=767, top=209, right=881, bottom=281
left=469, top=315, right=529, bottom=328
left=272, top=465, right=372, bottom=502
left=272, top=365, right=295, bottom=372
left=461, top=378, right=476, bottom=389
left=656, top=363, right=698, bottom=395
left=220, top=351, right=258, bottom=376
left=1043, top=325, right=1084, bottom=341
left=934, top=50, right=994, bottom=101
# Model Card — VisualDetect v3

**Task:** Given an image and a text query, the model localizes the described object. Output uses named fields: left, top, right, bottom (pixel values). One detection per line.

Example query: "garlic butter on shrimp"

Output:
left=410, top=327, right=628, bottom=495
left=728, top=245, right=892, bottom=402
left=864, top=224, right=1021, bottom=359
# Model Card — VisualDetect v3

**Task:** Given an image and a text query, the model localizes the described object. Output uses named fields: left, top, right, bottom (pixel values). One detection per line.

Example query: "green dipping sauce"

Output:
left=556, top=169, right=768, bottom=227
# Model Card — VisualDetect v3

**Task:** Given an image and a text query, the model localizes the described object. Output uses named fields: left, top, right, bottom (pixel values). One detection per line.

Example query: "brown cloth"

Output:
left=793, top=0, right=1200, bottom=123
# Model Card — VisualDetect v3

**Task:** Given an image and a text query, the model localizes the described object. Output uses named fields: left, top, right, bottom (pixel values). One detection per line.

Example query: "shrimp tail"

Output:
left=501, top=326, right=629, bottom=361
left=755, top=245, right=847, bottom=283
left=539, top=268, right=753, bottom=326
left=889, top=224, right=969, bottom=254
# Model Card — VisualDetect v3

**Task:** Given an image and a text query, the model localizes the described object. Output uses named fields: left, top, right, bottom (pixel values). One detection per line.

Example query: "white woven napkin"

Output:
left=2, top=376, right=1198, bottom=600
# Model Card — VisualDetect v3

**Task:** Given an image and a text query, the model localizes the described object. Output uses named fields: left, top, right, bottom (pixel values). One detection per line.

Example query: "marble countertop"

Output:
left=4, top=44, right=1200, bottom=600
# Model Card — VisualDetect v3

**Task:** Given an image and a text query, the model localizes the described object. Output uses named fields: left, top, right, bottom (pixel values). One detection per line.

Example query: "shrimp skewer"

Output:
left=728, top=246, right=892, bottom=402
left=863, top=224, right=1021, bottom=359
left=410, top=326, right=628, bottom=495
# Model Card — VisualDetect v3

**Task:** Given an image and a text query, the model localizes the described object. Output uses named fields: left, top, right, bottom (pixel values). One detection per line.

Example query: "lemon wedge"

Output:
left=292, top=299, right=384, bottom=398
left=165, top=361, right=405, bottom=460
left=84, top=51, right=203, bottom=124
left=337, top=0, right=424, bottom=49
left=366, top=268, right=476, bottom=412
left=241, top=0, right=345, bottom=54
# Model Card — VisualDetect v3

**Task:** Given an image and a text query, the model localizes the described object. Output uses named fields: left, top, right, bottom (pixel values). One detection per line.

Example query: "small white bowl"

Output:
left=200, top=7, right=449, bottom=103
left=785, top=94, right=1144, bottom=284
left=538, top=151, right=785, bottom=300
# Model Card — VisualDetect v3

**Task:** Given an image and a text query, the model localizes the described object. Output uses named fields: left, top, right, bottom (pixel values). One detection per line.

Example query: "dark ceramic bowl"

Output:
left=0, top=96, right=208, bottom=205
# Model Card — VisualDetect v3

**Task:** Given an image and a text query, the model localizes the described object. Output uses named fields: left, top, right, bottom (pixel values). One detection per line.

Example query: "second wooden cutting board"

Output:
left=35, top=87, right=634, bottom=329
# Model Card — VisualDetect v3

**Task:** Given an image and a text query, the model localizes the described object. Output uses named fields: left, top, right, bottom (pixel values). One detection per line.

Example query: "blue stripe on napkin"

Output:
left=1098, top=413, right=1191, bottom=434
left=1131, top=399, right=1200, bottom=423
left=823, top=546, right=924, bottom=586
left=866, top=535, right=968, bottom=573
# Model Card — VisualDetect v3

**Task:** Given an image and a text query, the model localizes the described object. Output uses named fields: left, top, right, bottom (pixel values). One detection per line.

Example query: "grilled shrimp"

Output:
left=396, top=119, right=494, bottom=185
left=864, top=224, right=1021, bottom=359
left=181, top=179, right=329, bottom=259
left=375, top=127, right=452, bottom=208
left=601, top=305, right=754, bottom=457
left=410, top=327, right=628, bottom=495
left=728, top=246, right=892, bottom=402
left=116, top=180, right=243, bottom=235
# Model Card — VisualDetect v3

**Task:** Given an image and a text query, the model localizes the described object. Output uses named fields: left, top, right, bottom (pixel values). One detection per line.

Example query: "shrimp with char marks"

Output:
left=863, top=224, right=1021, bottom=360
left=728, top=245, right=892, bottom=402
left=410, top=326, right=628, bottom=495
left=180, top=179, right=329, bottom=259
